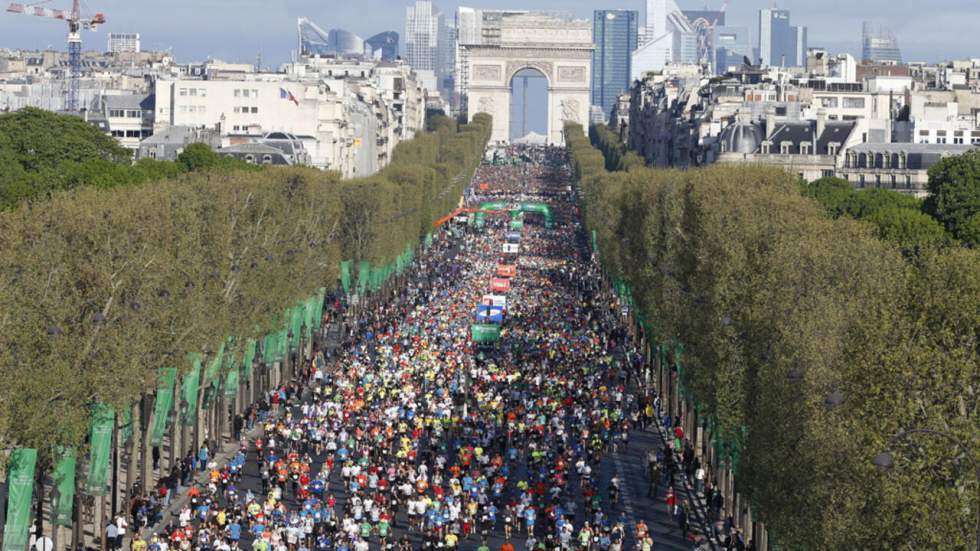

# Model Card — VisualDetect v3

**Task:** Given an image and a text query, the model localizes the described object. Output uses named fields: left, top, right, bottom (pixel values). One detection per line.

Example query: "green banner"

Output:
left=290, top=305, right=304, bottom=350
left=340, top=260, right=352, bottom=293
left=204, top=343, right=225, bottom=389
left=224, top=356, right=240, bottom=397
left=242, top=338, right=257, bottom=382
left=357, top=260, right=370, bottom=293
left=181, top=355, right=201, bottom=425
left=84, top=403, right=114, bottom=496
left=150, top=367, right=178, bottom=446
left=2, top=448, right=37, bottom=551
left=52, top=448, right=76, bottom=527
left=119, top=404, right=133, bottom=444
left=263, top=333, right=277, bottom=365
left=471, top=324, right=501, bottom=343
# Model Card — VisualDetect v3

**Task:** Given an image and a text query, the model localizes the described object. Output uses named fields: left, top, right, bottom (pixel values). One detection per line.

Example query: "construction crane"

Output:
left=6, top=0, right=106, bottom=111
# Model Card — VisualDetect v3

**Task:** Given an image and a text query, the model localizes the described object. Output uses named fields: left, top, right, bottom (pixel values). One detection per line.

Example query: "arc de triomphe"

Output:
left=460, top=13, right=593, bottom=145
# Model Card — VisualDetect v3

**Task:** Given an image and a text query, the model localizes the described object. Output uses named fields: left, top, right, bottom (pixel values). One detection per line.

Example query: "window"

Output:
left=233, top=125, right=240, bottom=131
left=250, top=107, right=258, bottom=114
left=179, top=88, right=187, bottom=96
left=875, top=175, right=881, bottom=187
left=822, top=169, right=834, bottom=178
left=188, top=106, right=196, bottom=113
left=242, top=89, right=250, bottom=98
left=761, top=142, right=771, bottom=154
left=245, top=154, right=255, bottom=163
left=189, top=88, right=197, bottom=96
left=919, top=130, right=930, bottom=136
left=179, top=105, right=187, bottom=113
left=125, top=130, right=140, bottom=138
left=905, top=175, right=912, bottom=188
left=973, top=138, right=980, bottom=145
left=109, top=109, right=125, bottom=118
left=842, top=97, right=865, bottom=109
left=827, top=143, right=838, bottom=156
left=954, top=137, right=964, bottom=144
left=820, top=97, right=838, bottom=108
left=234, top=89, right=241, bottom=97
left=859, top=174, right=866, bottom=187
left=780, top=143, right=791, bottom=155
left=199, top=88, right=207, bottom=97
left=262, top=154, right=272, bottom=164
left=252, top=89, right=258, bottom=98
left=127, top=110, right=141, bottom=118
left=936, top=130, right=947, bottom=137
left=799, top=142, right=810, bottom=155
left=111, top=130, right=124, bottom=137
left=890, top=175, right=897, bottom=188
left=937, top=137, right=947, bottom=144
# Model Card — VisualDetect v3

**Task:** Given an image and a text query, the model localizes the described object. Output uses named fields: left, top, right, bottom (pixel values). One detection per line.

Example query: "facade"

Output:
left=366, top=32, right=399, bottom=61
left=862, top=22, right=901, bottom=64
left=460, top=12, right=593, bottom=144
left=840, top=143, right=977, bottom=196
left=405, top=0, right=439, bottom=72
left=136, top=125, right=221, bottom=161
left=86, top=93, right=154, bottom=149
left=107, top=33, right=140, bottom=54
left=591, top=10, right=639, bottom=120
left=758, top=9, right=806, bottom=67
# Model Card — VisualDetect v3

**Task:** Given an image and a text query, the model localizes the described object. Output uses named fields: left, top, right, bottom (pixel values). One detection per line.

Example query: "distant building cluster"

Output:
left=614, top=55, right=980, bottom=196
left=0, top=42, right=429, bottom=177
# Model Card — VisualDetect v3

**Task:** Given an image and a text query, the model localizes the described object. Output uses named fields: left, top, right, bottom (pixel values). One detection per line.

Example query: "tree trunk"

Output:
left=141, top=395, right=157, bottom=496
left=124, top=401, right=140, bottom=512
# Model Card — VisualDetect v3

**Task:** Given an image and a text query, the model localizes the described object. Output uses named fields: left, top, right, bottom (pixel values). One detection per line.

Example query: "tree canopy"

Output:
left=924, top=149, right=980, bottom=246
left=567, top=122, right=979, bottom=550
left=0, top=114, right=492, bottom=467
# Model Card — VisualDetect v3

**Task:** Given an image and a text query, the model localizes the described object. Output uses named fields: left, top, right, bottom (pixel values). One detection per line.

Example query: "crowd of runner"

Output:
left=118, top=146, right=751, bottom=551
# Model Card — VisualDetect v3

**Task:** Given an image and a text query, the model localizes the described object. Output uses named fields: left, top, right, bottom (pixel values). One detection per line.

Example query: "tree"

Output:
left=923, top=150, right=980, bottom=243
left=865, top=206, right=951, bottom=253
left=176, top=143, right=223, bottom=172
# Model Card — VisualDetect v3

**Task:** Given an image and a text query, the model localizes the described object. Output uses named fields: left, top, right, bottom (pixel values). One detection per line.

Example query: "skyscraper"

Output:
left=405, top=0, right=439, bottom=71
left=862, top=22, right=902, bottom=64
left=758, top=9, right=806, bottom=67
left=366, top=32, right=399, bottom=61
left=714, top=26, right=751, bottom=73
left=592, top=10, right=639, bottom=119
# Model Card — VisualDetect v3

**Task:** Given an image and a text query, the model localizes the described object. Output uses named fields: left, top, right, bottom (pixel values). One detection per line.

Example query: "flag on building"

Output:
left=280, top=87, right=300, bottom=106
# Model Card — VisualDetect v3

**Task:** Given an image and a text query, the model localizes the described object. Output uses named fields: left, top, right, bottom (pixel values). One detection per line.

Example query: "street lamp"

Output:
left=873, top=428, right=979, bottom=551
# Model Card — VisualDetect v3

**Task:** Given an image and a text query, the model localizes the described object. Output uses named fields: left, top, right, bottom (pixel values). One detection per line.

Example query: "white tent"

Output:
left=512, top=132, right=548, bottom=145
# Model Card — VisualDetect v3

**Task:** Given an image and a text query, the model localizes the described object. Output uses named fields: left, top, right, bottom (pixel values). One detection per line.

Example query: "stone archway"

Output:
left=460, top=13, right=593, bottom=145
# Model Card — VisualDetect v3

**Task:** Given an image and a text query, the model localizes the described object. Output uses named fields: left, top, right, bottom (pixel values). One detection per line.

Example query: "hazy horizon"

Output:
left=0, top=0, right=977, bottom=66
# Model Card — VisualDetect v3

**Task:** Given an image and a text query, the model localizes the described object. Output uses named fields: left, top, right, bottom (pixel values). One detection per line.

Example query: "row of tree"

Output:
left=566, top=122, right=979, bottom=549
left=0, top=113, right=491, bottom=493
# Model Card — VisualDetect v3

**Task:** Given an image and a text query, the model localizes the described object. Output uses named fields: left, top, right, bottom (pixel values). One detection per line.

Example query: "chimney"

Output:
left=765, top=107, right=777, bottom=139
left=816, top=108, right=827, bottom=138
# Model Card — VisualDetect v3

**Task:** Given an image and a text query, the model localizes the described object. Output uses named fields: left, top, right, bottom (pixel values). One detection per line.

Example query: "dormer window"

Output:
left=827, top=143, right=839, bottom=156
left=761, top=141, right=771, bottom=154
left=800, top=142, right=810, bottom=155
left=780, top=142, right=792, bottom=155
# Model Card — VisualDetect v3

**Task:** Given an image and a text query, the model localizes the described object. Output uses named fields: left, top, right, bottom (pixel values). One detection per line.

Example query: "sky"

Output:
left=0, top=0, right=978, bottom=65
